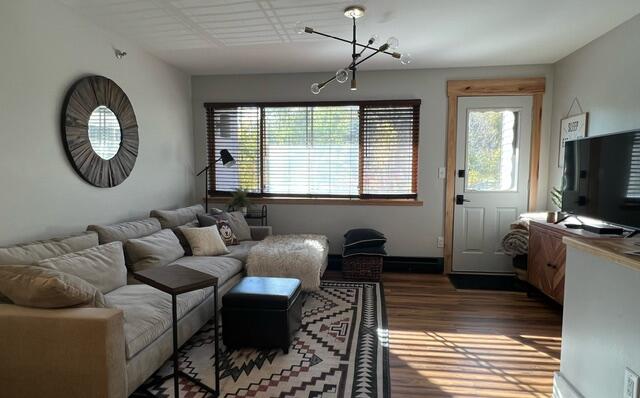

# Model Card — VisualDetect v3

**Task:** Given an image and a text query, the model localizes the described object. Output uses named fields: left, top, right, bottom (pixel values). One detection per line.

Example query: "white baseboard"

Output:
left=553, top=372, right=584, bottom=398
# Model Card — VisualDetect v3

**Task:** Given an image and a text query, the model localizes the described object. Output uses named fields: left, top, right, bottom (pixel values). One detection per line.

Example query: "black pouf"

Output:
left=222, top=277, right=302, bottom=353
left=342, top=228, right=387, bottom=281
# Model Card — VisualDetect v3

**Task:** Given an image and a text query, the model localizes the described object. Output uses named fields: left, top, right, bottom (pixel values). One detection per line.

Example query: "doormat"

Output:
left=449, top=274, right=527, bottom=292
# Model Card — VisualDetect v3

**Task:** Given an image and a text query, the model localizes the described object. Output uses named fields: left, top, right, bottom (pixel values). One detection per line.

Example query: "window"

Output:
left=205, top=100, right=420, bottom=199
left=465, top=109, right=519, bottom=192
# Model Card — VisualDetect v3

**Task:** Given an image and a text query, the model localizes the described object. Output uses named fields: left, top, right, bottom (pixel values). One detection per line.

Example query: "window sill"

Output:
left=205, top=196, right=423, bottom=207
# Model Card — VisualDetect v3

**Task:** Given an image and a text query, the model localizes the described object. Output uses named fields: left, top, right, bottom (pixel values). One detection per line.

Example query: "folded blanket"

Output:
left=502, top=229, right=529, bottom=256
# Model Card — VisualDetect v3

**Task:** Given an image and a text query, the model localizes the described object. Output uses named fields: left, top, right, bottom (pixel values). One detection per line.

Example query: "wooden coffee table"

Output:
left=134, top=265, right=219, bottom=397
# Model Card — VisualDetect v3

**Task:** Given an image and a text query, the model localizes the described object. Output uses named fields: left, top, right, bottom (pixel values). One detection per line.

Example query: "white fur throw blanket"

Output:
left=246, top=234, right=329, bottom=291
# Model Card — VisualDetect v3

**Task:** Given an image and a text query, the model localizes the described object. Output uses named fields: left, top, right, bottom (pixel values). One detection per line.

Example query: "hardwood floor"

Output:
left=331, top=272, right=563, bottom=398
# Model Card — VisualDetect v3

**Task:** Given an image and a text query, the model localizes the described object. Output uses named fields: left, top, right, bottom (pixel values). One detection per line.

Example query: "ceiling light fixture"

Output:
left=295, top=5, right=412, bottom=94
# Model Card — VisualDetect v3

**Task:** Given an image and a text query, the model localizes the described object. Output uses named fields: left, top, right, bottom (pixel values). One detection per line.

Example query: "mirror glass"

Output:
left=88, top=106, right=122, bottom=160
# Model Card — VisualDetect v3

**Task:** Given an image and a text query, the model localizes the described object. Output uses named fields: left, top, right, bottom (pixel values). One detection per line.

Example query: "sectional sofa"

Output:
left=0, top=205, right=271, bottom=398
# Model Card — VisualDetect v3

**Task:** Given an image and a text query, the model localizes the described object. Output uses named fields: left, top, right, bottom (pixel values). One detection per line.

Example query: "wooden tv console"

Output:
left=528, top=220, right=625, bottom=305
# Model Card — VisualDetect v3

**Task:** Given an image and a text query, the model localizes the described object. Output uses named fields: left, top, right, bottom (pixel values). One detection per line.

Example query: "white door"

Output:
left=453, top=96, right=532, bottom=273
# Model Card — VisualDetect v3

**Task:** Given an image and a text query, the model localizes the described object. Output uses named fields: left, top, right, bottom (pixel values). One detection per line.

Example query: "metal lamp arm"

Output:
left=353, top=44, right=389, bottom=68
left=305, top=28, right=399, bottom=58
left=196, top=157, right=221, bottom=177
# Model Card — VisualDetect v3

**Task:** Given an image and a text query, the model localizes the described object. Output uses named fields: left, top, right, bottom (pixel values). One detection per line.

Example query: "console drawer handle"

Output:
left=547, top=263, right=557, bottom=269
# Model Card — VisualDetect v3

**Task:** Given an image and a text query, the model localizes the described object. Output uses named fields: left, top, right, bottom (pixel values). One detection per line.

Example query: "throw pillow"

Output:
left=197, top=213, right=224, bottom=228
left=216, top=219, right=238, bottom=246
left=342, top=246, right=387, bottom=257
left=172, top=220, right=199, bottom=256
left=343, top=228, right=387, bottom=249
left=0, top=265, right=105, bottom=308
left=180, top=226, right=229, bottom=256
left=198, top=212, right=252, bottom=241
left=36, top=241, right=126, bottom=294
left=225, top=211, right=252, bottom=241
left=125, top=229, right=185, bottom=272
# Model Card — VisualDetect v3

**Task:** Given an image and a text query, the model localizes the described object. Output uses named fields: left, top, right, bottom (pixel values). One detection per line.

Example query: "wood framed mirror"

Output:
left=61, top=75, right=139, bottom=187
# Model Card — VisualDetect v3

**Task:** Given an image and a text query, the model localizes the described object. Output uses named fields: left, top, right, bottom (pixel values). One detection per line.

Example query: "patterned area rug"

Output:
left=135, top=281, right=390, bottom=398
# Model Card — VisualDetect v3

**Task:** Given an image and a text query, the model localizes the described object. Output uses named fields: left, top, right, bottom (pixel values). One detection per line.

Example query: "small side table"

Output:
left=134, top=265, right=219, bottom=397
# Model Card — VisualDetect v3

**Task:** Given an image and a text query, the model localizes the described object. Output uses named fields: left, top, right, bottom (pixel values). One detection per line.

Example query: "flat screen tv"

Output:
left=562, top=129, right=640, bottom=229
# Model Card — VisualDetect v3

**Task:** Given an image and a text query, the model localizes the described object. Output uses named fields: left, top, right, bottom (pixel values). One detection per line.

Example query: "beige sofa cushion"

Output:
left=223, top=240, right=259, bottom=263
left=169, top=256, right=243, bottom=286
left=179, top=226, right=229, bottom=256
left=150, top=205, right=205, bottom=229
left=0, top=265, right=105, bottom=308
left=105, top=284, right=206, bottom=359
left=125, top=229, right=185, bottom=272
left=0, top=231, right=99, bottom=265
left=36, top=242, right=126, bottom=294
left=87, top=218, right=162, bottom=245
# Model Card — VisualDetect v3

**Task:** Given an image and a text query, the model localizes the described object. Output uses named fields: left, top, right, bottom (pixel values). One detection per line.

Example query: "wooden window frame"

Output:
left=204, top=99, right=421, bottom=201
left=444, top=78, right=546, bottom=274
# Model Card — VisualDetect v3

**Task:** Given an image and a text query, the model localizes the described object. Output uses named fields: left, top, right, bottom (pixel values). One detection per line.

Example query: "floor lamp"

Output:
left=197, top=149, right=236, bottom=213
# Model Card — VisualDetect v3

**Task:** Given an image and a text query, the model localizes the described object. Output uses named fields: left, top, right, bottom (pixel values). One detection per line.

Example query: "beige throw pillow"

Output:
left=180, top=226, right=229, bottom=256
left=36, top=242, right=126, bottom=294
left=0, top=265, right=105, bottom=308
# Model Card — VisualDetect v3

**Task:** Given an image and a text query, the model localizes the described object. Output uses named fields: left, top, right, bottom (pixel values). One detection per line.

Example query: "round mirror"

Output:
left=62, top=76, right=138, bottom=187
left=88, top=106, right=122, bottom=160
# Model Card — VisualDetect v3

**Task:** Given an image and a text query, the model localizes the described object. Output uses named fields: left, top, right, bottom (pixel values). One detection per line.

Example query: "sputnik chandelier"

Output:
left=295, top=5, right=412, bottom=94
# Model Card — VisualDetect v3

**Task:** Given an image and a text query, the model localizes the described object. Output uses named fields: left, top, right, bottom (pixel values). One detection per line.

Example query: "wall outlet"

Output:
left=438, top=167, right=446, bottom=180
left=437, top=236, right=445, bottom=248
left=624, top=368, right=639, bottom=398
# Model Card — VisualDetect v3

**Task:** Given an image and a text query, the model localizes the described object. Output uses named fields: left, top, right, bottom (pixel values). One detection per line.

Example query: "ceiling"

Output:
left=59, top=0, right=640, bottom=75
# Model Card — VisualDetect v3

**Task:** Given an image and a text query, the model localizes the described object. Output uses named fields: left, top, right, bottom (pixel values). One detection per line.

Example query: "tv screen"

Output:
left=562, top=130, right=640, bottom=229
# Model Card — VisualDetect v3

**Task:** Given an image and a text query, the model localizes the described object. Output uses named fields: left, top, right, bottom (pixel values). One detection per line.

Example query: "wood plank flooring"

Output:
left=330, top=272, right=563, bottom=398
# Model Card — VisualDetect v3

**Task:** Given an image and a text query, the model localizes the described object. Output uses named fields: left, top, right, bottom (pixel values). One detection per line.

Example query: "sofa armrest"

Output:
left=250, top=226, right=272, bottom=241
left=0, top=304, right=126, bottom=398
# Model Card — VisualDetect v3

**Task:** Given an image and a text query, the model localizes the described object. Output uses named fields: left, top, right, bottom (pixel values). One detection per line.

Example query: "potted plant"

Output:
left=547, top=187, right=565, bottom=223
left=229, top=189, right=250, bottom=215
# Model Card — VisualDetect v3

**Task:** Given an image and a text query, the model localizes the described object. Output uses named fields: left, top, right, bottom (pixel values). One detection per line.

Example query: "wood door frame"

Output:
left=444, top=78, right=546, bottom=274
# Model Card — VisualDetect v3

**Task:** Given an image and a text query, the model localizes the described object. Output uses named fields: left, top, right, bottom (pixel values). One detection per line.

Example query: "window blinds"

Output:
left=361, top=103, right=419, bottom=198
left=205, top=100, right=420, bottom=199
left=206, top=106, right=261, bottom=193
left=262, top=106, right=359, bottom=197
left=626, top=132, right=640, bottom=200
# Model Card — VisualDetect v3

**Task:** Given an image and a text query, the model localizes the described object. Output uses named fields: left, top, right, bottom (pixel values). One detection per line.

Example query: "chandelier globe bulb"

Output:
left=400, top=53, right=413, bottom=65
left=386, top=36, right=399, bottom=50
left=336, top=69, right=349, bottom=83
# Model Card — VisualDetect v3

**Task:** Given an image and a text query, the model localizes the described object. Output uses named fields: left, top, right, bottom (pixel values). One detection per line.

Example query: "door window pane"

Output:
left=465, top=110, right=519, bottom=192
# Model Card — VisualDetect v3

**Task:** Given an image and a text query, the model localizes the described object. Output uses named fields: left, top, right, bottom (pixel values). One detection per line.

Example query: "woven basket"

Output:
left=342, top=255, right=383, bottom=281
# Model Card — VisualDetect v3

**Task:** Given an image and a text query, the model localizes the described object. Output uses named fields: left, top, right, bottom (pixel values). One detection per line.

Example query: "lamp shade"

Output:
left=219, top=149, right=235, bottom=167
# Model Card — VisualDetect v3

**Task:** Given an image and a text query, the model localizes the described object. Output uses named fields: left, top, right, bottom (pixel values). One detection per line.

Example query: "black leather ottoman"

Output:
left=222, top=276, right=302, bottom=353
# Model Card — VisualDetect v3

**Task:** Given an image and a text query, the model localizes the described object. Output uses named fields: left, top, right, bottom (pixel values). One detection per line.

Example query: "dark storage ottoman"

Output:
left=222, top=277, right=302, bottom=353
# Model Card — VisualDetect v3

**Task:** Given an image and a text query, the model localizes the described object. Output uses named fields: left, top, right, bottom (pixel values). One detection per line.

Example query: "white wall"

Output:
left=0, top=1, right=195, bottom=246
left=559, top=246, right=640, bottom=398
left=192, top=66, right=554, bottom=255
left=547, top=14, right=640, bottom=207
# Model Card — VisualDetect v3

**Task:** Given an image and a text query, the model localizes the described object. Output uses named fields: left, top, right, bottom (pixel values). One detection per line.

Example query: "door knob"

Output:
left=456, top=195, right=470, bottom=205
